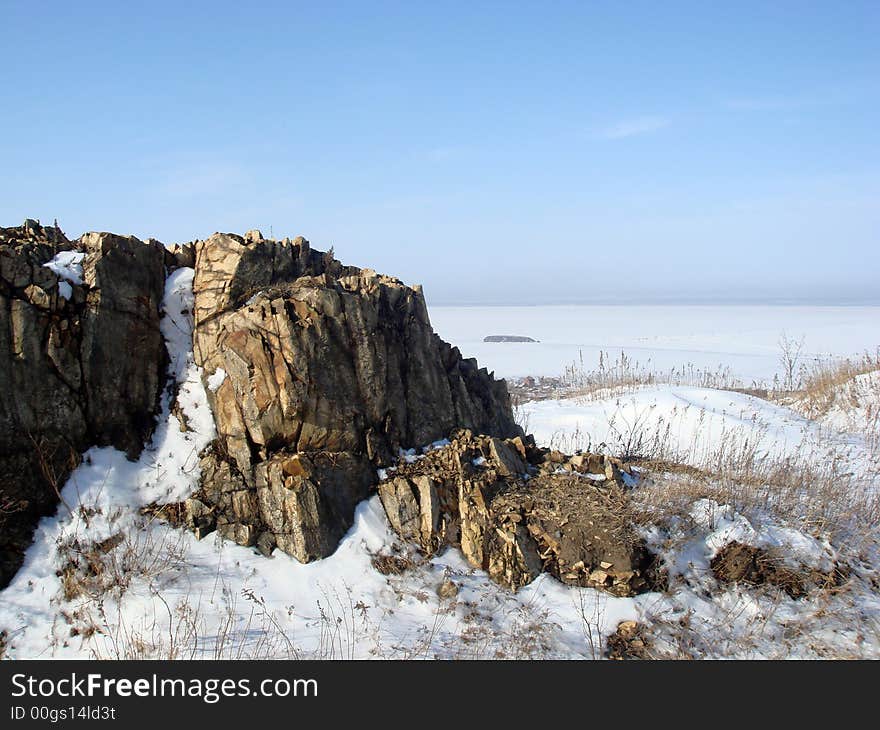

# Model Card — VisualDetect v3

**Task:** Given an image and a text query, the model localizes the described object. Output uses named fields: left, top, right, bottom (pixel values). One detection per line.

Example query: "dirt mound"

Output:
left=711, top=541, right=848, bottom=599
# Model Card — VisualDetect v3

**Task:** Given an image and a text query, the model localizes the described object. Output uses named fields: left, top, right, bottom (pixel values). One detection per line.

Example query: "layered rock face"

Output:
left=0, top=221, right=167, bottom=586
left=188, top=231, right=521, bottom=562
left=379, top=432, right=662, bottom=595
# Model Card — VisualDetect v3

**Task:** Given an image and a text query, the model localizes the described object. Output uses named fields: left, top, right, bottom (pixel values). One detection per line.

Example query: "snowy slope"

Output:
left=523, top=385, right=876, bottom=474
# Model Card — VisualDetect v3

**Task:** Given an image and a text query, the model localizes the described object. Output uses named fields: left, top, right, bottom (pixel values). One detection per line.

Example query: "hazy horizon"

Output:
left=6, top=220, right=877, bottom=307
left=3, top=2, right=878, bottom=305
left=425, top=293, right=880, bottom=307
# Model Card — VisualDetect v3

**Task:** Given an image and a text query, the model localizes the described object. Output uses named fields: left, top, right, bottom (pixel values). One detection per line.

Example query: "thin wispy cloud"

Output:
left=720, top=88, right=861, bottom=111
left=722, top=96, right=809, bottom=111
left=597, top=115, right=671, bottom=140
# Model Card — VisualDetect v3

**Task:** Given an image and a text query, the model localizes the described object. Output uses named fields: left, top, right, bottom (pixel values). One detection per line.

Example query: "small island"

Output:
left=483, top=335, right=539, bottom=343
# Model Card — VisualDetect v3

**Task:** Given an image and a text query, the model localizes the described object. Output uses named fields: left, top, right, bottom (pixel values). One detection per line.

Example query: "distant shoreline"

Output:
left=429, top=300, right=880, bottom=308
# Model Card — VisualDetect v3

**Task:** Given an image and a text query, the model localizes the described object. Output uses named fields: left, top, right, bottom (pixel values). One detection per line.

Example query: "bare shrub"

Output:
left=371, top=552, right=419, bottom=576
left=777, top=332, right=806, bottom=392
left=443, top=600, right=557, bottom=660
left=58, top=520, right=188, bottom=605
left=0, top=494, right=27, bottom=530
left=574, top=589, right=606, bottom=659
left=27, top=432, right=80, bottom=517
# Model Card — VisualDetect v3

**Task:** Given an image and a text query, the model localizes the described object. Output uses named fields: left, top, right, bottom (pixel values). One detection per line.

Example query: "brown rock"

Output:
left=378, top=475, right=440, bottom=552
left=376, top=433, right=664, bottom=596
left=189, top=232, right=521, bottom=564
left=163, top=241, right=196, bottom=272
left=253, top=450, right=374, bottom=562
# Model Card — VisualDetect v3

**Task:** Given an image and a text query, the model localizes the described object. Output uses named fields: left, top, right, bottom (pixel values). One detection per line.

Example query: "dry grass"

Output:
left=559, top=350, right=747, bottom=401
left=537, top=344, right=880, bottom=428
left=57, top=517, right=188, bottom=603
left=51, top=502, right=563, bottom=660
left=536, top=385, right=878, bottom=548
left=635, top=558, right=880, bottom=660
left=35, top=342, right=880, bottom=661
left=448, top=602, right=557, bottom=660
left=783, top=349, right=880, bottom=417
left=535, top=343, right=880, bottom=544
left=542, top=354, right=880, bottom=660
left=631, top=446, right=879, bottom=548
left=371, top=552, right=419, bottom=576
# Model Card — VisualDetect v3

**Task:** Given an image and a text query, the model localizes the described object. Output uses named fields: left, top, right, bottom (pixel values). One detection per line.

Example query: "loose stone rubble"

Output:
left=377, top=431, right=663, bottom=595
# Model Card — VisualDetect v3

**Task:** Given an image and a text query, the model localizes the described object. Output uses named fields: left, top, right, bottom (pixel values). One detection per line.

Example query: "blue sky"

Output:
left=2, top=1, right=878, bottom=304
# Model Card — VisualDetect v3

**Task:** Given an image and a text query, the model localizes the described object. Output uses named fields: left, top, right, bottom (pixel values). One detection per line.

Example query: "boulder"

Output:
left=78, top=232, right=168, bottom=455
left=0, top=219, right=656, bottom=600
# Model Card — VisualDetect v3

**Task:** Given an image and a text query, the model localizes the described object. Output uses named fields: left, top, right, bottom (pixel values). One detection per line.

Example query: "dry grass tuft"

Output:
left=560, top=350, right=746, bottom=401
left=370, top=550, right=420, bottom=576
left=631, top=453, right=880, bottom=549
left=785, top=349, right=880, bottom=417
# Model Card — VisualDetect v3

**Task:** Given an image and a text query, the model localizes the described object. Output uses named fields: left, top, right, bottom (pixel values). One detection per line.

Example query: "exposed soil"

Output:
left=711, top=541, right=849, bottom=599
left=605, top=620, right=651, bottom=660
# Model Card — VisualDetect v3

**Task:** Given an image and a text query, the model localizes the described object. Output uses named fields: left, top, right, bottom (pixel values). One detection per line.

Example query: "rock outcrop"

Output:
left=2, top=220, right=659, bottom=600
left=378, top=432, right=662, bottom=595
left=0, top=221, right=167, bottom=586
left=187, top=232, right=522, bottom=563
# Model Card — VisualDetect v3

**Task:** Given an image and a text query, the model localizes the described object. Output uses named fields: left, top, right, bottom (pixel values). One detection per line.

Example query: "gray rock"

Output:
left=0, top=222, right=167, bottom=586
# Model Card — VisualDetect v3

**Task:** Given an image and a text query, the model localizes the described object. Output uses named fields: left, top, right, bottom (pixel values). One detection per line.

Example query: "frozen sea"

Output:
left=428, top=304, right=880, bottom=383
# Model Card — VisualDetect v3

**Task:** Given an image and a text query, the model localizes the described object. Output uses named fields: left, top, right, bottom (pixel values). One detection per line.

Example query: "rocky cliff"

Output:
left=0, top=221, right=168, bottom=585
left=186, top=230, right=522, bottom=562
left=0, top=221, right=522, bottom=585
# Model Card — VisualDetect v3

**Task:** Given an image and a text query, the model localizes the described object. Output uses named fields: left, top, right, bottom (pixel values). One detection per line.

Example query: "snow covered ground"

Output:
left=430, top=304, right=880, bottom=382
left=524, top=385, right=877, bottom=475
left=1, top=290, right=878, bottom=659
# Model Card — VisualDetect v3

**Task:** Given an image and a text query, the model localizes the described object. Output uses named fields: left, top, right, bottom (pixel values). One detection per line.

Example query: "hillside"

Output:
left=1, top=221, right=878, bottom=659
